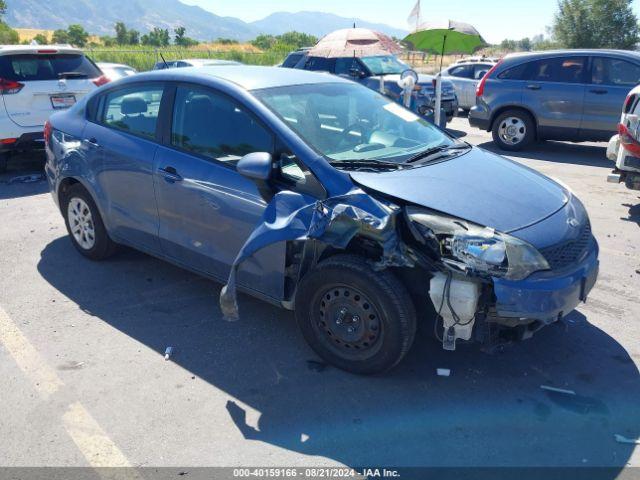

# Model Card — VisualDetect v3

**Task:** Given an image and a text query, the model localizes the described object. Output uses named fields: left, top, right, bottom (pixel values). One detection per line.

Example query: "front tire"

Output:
left=492, top=109, right=535, bottom=151
left=62, top=184, right=117, bottom=260
left=295, top=254, right=417, bottom=375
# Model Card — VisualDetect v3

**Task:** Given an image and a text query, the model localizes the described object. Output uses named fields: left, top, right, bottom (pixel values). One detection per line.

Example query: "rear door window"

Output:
left=0, top=53, right=101, bottom=81
left=448, top=65, right=474, bottom=78
left=527, top=56, right=587, bottom=83
left=303, top=57, right=336, bottom=72
left=101, top=85, right=164, bottom=140
left=591, top=57, right=640, bottom=87
left=171, top=85, right=274, bottom=166
left=473, top=64, right=493, bottom=79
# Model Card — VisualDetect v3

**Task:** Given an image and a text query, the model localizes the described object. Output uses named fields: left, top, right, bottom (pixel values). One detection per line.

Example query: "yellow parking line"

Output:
left=0, top=305, right=63, bottom=398
left=0, top=305, right=133, bottom=469
left=62, top=401, right=132, bottom=468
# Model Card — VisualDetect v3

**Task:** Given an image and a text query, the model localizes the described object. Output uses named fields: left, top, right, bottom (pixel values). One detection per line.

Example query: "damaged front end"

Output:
left=405, top=206, right=555, bottom=350
left=220, top=185, right=596, bottom=354
left=219, top=188, right=417, bottom=322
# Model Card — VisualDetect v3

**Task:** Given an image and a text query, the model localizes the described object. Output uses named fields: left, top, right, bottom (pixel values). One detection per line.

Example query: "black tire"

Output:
left=0, top=153, right=8, bottom=174
left=62, top=183, right=117, bottom=260
left=492, top=109, right=535, bottom=151
left=295, top=254, right=417, bottom=375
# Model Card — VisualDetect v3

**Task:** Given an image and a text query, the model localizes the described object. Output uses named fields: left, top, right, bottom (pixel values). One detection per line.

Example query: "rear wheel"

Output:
left=295, top=255, right=417, bottom=375
left=492, top=109, right=535, bottom=151
left=62, top=184, right=117, bottom=260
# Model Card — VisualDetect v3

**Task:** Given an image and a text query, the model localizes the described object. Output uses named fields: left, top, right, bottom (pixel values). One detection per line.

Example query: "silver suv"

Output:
left=469, top=50, right=640, bottom=151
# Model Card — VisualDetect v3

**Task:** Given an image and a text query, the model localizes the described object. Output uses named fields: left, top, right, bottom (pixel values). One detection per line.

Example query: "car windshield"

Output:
left=255, top=82, right=456, bottom=165
left=360, top=55, right=410, bottom=75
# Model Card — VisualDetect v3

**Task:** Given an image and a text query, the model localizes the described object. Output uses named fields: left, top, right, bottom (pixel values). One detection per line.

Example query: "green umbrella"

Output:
left=403, top=20, right=487, bottom=125
left=403, top=20, right=487, bottom=57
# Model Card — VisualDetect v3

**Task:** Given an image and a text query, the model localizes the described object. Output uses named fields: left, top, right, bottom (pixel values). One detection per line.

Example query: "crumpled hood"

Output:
left=350, top=147, right=569, bottom=233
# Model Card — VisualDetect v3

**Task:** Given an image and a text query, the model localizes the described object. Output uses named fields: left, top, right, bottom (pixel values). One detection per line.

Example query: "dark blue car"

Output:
left=45, top=66, right=599, bottom=374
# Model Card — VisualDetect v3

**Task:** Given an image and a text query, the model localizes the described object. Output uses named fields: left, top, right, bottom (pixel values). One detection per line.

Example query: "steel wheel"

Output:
left=314, top=285, right=384, bottom=359
left=67, top=197, right=96, bottom=250
left=498, top=116, right=527, bottom=145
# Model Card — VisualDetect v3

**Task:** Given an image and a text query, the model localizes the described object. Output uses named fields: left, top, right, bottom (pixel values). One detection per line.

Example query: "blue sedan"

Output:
left=45, top=66, right=599, bottom=374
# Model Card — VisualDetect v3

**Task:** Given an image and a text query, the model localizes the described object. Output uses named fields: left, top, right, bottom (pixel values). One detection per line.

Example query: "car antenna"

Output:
left=159, top=52, right=169, bottom=69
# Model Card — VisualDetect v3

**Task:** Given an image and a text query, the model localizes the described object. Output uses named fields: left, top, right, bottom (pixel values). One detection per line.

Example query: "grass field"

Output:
left=83, top=45, right=286, bottom=71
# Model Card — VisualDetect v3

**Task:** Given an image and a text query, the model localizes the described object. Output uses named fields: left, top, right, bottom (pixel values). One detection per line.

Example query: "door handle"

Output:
left=158, top=166, right=183, bottom=183
left=526, top=84, right=541, bottom=90
left=84, top=137, right=100, bottom=147
left=589, top=88, right=608, bottom=95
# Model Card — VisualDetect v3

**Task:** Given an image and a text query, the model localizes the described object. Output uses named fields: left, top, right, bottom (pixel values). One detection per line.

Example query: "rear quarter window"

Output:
left=0, top=53, right=101, bottom=81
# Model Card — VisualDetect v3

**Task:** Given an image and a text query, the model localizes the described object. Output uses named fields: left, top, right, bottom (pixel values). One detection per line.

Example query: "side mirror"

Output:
left=237, top=152, right=273, bottom=181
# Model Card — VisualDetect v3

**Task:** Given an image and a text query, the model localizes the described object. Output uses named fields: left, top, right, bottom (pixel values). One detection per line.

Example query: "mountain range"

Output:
left=5, top=0, right=408, bottom=41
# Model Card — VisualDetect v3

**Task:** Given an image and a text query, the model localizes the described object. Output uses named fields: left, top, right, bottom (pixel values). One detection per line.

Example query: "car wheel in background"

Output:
left=295, top=254, right=417, bottom=375
left=492, top=109, right=535, bottom=151
left=62, top=184, right=117, bottom=260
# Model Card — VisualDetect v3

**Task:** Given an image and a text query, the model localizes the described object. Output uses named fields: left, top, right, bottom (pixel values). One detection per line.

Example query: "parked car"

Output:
left=606, top=84, right=640, bottom=190
left=442, top=60, right=496, bottom=111
left=469, top=49, right=640, bottom=151
left=282, top=51, right=459, bottom=123
left=0, top=44, right=108, bottom=172
left=97, top=62, right=137, bottom=81
left=45, top=66, right=598, bottom=374
left=152, top=58, right=241, bottom=70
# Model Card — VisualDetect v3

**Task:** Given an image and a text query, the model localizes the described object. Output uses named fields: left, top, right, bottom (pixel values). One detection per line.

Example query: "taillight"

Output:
left=0, top=138, right=17, bottom=145
left=0, top=78, right=24, bottom=95
left=624, top=94, right=636, bottom=113
left=44, top=120, right=52, bottom=148
left=92, top=75, right=110, bottom=87
left=618, top=123, right=640, bottom=157
left=476, top=60, right=502, bottom=98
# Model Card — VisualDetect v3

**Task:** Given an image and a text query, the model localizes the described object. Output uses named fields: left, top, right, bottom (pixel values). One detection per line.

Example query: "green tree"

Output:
left=33, top=33, right=48, bottom=44
left=127, top=29, right=140, bottom=45
left=553, top=0, right=639, bottom=49
left=0, top=22, right=18, bottom=43
left=0, top=0, right=6, bottom=16
left=251, top=33, right=277, bottom=50
left=277, top=31, right=317, bottom=49
left=174, top=26, right=197, bottom=46
left=67, top=24, right=89, bottom=47
left=517, top=37, right=532, bottom=51
left=100, top=35, right=116, bottom=46
left=52, top=29, right=70, bottom=44
left=141, top=27, right=170, bottom=47
left=115, top=21, right=128, bottom=45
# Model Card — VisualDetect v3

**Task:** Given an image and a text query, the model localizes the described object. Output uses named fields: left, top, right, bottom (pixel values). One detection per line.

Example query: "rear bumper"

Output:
left=469, top=104, right=491, bottom=130
left=0, top=131, right=45, bottom=153
left=491, top=242, right=599, bottom=324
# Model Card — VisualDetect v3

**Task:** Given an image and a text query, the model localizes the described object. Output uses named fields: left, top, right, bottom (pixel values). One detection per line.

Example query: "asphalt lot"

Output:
left=0, top=117, right=639, bottom=475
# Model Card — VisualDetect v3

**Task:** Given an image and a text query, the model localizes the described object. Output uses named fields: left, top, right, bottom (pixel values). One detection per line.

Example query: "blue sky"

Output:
left=181, top=0, right=640, bottom=44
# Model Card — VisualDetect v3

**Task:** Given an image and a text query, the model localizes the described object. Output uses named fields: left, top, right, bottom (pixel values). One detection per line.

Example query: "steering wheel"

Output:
left=339, top=121, right=370, bottom=147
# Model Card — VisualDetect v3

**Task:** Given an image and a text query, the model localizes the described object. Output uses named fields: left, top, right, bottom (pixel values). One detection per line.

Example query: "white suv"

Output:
left=606, top=84, right=640, bottom=190
left=0, top=45, right=107, bottom=172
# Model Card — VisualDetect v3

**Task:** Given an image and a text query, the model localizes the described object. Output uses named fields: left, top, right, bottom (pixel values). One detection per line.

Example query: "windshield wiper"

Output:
left=406, top=143, right=470, bottom=164
left=329, top=159, right=404, bottom=171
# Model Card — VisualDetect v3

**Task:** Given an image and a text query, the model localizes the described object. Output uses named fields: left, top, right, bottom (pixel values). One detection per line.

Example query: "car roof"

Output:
left=182, top=58, right=241, bottom=65
left=504, top=49, right=640, bottom=61
left=134, top=65, right=349, bottom=90
left=0, top=44, right=82, bottom=55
